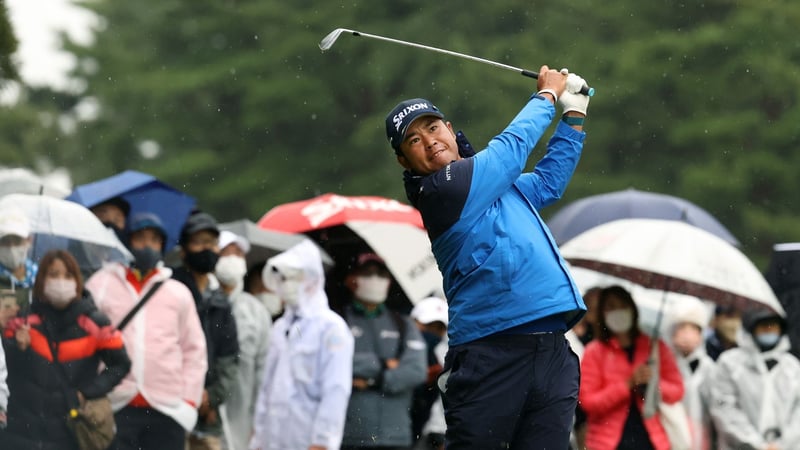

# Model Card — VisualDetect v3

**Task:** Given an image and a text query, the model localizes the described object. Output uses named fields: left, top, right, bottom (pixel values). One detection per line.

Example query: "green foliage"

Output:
left=0, top=0, right=18, bottom=81
left=4, top=0, right=800, bottom=268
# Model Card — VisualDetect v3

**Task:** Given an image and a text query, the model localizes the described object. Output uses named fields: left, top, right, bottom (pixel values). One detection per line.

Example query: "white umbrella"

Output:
left=560, top=218, right=783, bottom=315
left=560, top=218, right=783, bottom=420
left=0, top=193, right=132, bottom=274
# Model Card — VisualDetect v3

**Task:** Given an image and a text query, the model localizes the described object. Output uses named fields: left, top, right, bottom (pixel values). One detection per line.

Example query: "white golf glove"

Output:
left=558, top=73, right=590, bottom=116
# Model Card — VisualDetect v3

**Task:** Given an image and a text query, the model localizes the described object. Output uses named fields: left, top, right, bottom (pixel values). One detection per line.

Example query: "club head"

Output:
left=319, top=28, right=355, bottom=51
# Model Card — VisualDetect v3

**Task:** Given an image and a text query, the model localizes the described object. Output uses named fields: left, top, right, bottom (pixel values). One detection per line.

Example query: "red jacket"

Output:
left=579, top=333, right=684, bottom=450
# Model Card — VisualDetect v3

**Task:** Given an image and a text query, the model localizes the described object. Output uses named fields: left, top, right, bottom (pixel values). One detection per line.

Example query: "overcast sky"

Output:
left=6, top=0, right=97, bottom=90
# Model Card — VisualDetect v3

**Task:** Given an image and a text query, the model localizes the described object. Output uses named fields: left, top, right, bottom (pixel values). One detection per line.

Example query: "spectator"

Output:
left=667, top=298, right=715, bottom=450
left=89, top=196, right=130, bottom=241
left=409, top=296, right=449, bottom=450
left=1, top=249, right=131, bottom=450
left=172, top=212, right=239, bottom=450
left=0, top=328, right=6, bottom=429
left=0, top=207, right=37, bottom=308
left=707, top=308, right=800, bottom=450
left=214, top=230, right=271, bottom=450
left=579, top=285, right=684, bottom=450
left=571, top=286, right=602, bottom=450
left=245, top=261, right=283, bottom=321
left=705, top=305, right=740, bottom=361
left=340, top=252, right=427, bottom=450
left=86, top=212, right=208, bottom=450
left=0, top=289, right=19, bottom=329
left=574, top=286, right=602, bottom=346
left=250, top=240, right=354, bottom=450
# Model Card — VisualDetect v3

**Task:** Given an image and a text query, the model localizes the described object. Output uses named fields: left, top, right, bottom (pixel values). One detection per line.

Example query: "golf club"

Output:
left=319, top=28, right=594, bottom=97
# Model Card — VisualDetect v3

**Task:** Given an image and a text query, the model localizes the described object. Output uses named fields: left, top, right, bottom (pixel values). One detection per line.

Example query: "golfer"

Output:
left=386, top=65, right=590, bottom=449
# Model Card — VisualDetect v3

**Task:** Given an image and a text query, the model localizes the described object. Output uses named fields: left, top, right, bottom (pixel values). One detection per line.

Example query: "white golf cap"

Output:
left=218, top=230, right=250, bottom=254
left=411, top=296, right=449, bottom=326
left=0, top=207, right=30, bottom=239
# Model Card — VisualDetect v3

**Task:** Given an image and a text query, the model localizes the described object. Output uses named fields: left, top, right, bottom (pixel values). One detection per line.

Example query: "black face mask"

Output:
left=184, top=249, right=219, bottom=274
left=131, top=247, right=161, bottom=274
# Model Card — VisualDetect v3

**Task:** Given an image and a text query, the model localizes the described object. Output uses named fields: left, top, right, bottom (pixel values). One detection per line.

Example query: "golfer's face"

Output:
left=398, top=116, right=459, bottom=175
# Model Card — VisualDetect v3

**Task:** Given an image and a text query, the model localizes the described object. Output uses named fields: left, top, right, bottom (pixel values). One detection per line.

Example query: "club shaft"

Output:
left=346, top=30, right=594, bottom=97
left=352, top=30, right=528, bottom=75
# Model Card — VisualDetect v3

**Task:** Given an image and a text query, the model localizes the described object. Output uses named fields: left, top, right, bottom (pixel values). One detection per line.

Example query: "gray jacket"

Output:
left=342, top=303, right=427, bottom=447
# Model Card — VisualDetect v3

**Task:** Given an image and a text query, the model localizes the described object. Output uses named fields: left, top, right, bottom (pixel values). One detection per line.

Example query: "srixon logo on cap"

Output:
left=393, top=102, right=431, bottom=132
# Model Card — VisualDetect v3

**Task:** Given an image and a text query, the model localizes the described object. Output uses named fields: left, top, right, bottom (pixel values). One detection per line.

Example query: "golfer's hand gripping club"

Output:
left=559, top=73, right=591, bottom=116
left=522, top=69, right=594, bottom=97
left=319, top=28, right=595, bottom=97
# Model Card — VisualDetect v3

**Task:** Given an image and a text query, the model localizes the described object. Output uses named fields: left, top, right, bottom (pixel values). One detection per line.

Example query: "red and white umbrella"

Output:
left=258, top=194, right=442, bottom=307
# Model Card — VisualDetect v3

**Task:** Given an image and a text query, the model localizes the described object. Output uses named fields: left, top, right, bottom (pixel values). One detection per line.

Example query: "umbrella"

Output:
left=67, top=170, right=196, bottom=250
left=0, top=168, right=70, bottom=198
left=218, top=219, right=334, bottom=269
left=559, top=218, right=783, bottom=315
left=258, top=193, right=442, bottom=310
left=546, top=188, right=740, bottom=246
left=0, top=194, right=132, bottom=276
left=560, top=217, right=781, bottom=420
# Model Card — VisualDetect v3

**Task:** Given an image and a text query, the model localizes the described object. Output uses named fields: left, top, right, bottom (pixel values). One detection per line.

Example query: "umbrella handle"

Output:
left=642, top=340, right=660, bottom=418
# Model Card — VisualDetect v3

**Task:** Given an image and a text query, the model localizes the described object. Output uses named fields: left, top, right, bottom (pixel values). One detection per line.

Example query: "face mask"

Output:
left=354, top=275, right=391, bottom=304
left=215, top=255, right=247, bottom=287
left=755, top=331, right=781, bottom=350
left=265, top=264, right=305, bottom=308
left=184, top=249, right=219, bottom=274
left=44, top=278, right=77, bottom=307
left=257, top=292, right=283, bottom=317
left=131, top=247, right=162, bottom=274
left=672, top=325, right=703, bottom=356
left=716, top=317, right=741, bottom=343
left=0, top=245, right=29, bottom=269
left=605, top=309, right=633, bottom=334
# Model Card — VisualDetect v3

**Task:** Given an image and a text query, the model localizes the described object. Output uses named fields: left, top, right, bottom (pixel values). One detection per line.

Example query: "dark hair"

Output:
left=597, top=285, right=641, bottom=343
left=32, top=250, right=83, bottom=301
left=244, top=261, right=267, bottom=294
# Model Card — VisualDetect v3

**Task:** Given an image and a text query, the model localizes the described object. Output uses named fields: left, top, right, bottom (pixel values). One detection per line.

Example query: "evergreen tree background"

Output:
left=2, top=0, right=800, bottom=267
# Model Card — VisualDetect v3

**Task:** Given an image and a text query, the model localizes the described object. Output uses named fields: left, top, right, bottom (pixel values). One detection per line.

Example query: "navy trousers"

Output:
left=110, top=406, right=186, bottom=450
left=440, top=332, right=579, bottom=450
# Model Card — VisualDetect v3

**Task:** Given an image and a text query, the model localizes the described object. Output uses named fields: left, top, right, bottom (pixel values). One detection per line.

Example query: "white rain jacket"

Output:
left=707, top=332, right=800, bottom=450
left=222, top=288, right=271, bottom=450
left=665, top=302, right=716, bottom=450
left=673, top=343, right=715, bottom=450
left=250, top=240, right=354, bottom=450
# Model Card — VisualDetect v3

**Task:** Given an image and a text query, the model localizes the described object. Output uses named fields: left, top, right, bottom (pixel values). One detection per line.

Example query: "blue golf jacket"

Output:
left=403, top=94, right=587, bottom=345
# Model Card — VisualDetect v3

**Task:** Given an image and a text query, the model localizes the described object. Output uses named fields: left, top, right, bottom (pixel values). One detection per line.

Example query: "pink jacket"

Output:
left=580, top=333, right=684, bottom=450
left=86, top=263, right=207, bottom=431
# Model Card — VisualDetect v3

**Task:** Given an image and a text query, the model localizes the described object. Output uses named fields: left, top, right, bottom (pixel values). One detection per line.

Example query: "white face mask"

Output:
left=605, top=309, right=633, bottom=334
left=354, top=275, right=391, bottom=304
left=0, top=244, right=29, bottom=269
left=256, top=292, right=283, bottom=317
left=44, top=278, right=78, bottom=307
left=215, top=255, right=247, bottom=287
left=264, top=264, right=305, bottom=308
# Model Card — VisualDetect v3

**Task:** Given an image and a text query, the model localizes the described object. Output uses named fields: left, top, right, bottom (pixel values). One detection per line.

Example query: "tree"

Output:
left=60, top=0, right=800, bottom=267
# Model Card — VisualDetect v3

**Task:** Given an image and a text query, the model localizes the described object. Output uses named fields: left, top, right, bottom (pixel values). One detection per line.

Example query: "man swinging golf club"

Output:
left=387, top=65, right=591, bottom=449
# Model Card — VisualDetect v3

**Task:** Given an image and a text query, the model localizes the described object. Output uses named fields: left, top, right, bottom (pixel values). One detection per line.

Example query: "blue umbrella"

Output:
left=546, top=188, right=740, bottom=247
left=67, top=170, right=196, bottom=250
